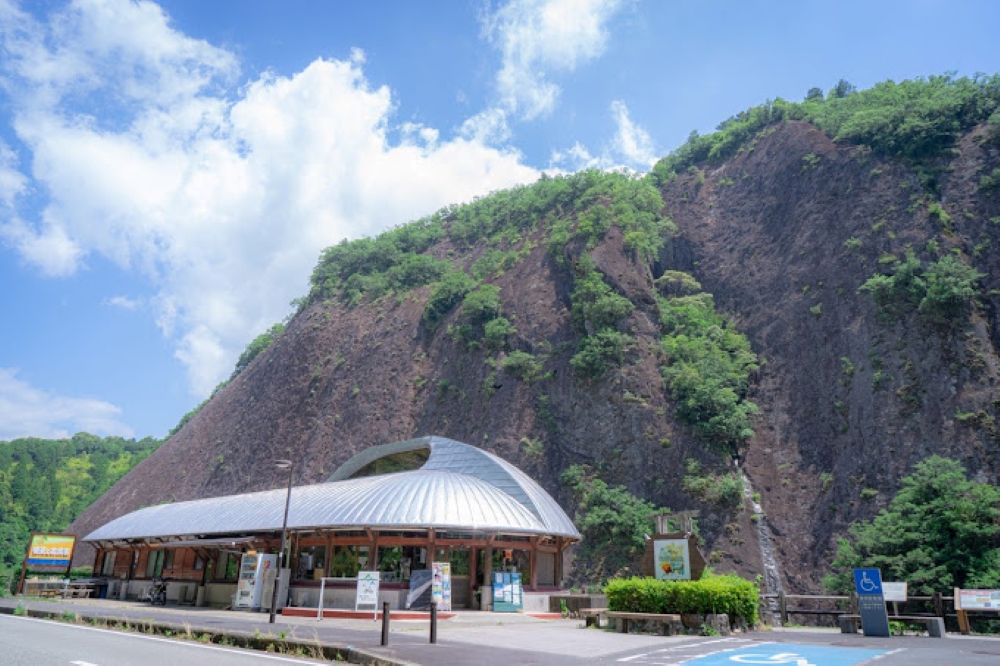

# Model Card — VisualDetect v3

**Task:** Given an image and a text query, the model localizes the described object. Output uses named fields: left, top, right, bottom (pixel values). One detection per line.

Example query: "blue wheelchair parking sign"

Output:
left=853, top=568, right=883, bottom=595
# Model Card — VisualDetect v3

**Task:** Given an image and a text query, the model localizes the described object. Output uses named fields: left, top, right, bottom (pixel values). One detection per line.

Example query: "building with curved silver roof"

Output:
left=82, top=436, right=579, bottom=609
left=86, top=436, right=579, bottom=542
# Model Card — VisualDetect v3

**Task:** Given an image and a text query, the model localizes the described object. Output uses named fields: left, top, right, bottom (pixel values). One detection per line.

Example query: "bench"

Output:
left=839, top=614, right=945, bottom=637
left=606, top=611, right=684, bottom=636
left=580, top=608, right=607, bottom=627
left=60, top=586, right=93, bottom=599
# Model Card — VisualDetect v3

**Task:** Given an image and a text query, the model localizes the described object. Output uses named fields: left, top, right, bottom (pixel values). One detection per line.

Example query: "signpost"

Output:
left=954, top=588, right=1000, bottom=634
left=16, top=532, right=76, bottom=595
left=431, top=562, right=452, bottom=612
left=355, top=571, right=380, bottom=620
left=853, top=568, right=890, bottom=637
left=653, top=538, right=692, bottom=580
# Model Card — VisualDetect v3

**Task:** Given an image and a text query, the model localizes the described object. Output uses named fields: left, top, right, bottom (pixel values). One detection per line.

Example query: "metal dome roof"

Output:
left=84, top=437, right=580, bottom=542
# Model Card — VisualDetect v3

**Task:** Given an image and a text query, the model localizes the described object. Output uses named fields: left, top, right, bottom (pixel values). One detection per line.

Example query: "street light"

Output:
left=269, top=459, right=293, bottom=624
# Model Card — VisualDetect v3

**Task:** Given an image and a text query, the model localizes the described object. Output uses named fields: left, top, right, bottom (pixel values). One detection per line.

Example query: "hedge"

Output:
left=604, top=574, right=759, bottom=625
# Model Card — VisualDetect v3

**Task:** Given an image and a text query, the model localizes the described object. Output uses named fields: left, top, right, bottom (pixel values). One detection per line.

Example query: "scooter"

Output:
left=149, top=577, right=167, bottom=605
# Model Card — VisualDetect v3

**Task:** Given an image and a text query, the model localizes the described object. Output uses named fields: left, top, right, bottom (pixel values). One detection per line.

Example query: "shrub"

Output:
left=483, top=317, right=515, bottom=351
left=571, top=330, right=633, bottom=379
left=461, top=284, right=503, bottom=325
left=604, top=574, right=759, bottom=625
left=423, top=271, right=476, bottom=329
left=562, top=465, right=661, bottom=583
left=499, top=351, right=544, bottom=383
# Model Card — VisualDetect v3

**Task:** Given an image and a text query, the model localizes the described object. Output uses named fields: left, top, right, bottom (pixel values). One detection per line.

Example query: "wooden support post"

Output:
left=779, top=591, right=788, bottom=625
left=468, top=547, right=478, bottom=609
left=957, top=609, right=971, bottom=635
left=529, top=537, right=538, bottom=591
left=933, top=591, right=943, bottom=619
left=554, top=537, right=564, bottom=588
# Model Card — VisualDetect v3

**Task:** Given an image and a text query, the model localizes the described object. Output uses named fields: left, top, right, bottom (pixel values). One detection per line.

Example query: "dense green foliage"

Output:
left=859, top=252, right=983, bottom=324
left=652, top=74, right=1000, bottom=189
left=562, top=464, right=661, bottom=583
left=825, top=456, right=1000, bottom=594
left=658, top=286, right=759, bottom=453
left=0, top=433, right=161, bottom=574
left=309, top=170, right=673, bottom=310
left=604, top=574, right=759, bottom=625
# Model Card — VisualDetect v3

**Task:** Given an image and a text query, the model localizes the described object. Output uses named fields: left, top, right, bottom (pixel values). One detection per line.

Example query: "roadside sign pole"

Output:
left=853, top=568, right=890, bottom=637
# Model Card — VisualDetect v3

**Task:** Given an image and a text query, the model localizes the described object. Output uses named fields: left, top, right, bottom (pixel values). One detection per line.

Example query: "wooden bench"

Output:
left=606, top=611, right=684, bottom=636
left=839, top=614, right=945, bottom=637
left=580, top=608, right=607, bottom=627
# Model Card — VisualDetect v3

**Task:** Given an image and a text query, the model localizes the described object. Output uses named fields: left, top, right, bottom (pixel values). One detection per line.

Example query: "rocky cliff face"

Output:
left=70, top=118, right=1000, bottom=592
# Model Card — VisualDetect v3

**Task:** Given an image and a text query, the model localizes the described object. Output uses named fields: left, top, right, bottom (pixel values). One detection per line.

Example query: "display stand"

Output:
left=491, top=572, right=522, bottom=612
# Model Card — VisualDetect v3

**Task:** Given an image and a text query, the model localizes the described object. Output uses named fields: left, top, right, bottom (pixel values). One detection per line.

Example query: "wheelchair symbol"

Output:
left=730, top=653, right=816, bottom=665
left=859, top=571, right=877, bottom=592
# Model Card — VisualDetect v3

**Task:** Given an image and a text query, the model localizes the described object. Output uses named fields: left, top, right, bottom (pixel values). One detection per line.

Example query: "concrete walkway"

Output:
left=0, top=596, right=669, bottom=665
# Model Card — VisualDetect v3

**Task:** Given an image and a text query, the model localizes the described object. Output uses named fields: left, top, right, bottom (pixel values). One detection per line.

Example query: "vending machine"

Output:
left=234, top=553, right=278, bottom=611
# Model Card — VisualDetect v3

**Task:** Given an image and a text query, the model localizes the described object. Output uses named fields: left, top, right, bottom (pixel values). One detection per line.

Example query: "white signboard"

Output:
left=956, top=588, right=1000, bottom=610
left=881, top=582, right=907, bottom=602
left=355, top=571, right=380, bottom=610
left=431, top=562, right=452, bottom=611
left=653, top=539, right=691, bottom=580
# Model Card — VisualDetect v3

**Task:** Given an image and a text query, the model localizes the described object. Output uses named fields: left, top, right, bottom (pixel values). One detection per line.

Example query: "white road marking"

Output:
left=1, top=614, right=320, bottom=663
left=618, top=637, right=758, bottom=663
left=70, top=662, right=99, bottom=666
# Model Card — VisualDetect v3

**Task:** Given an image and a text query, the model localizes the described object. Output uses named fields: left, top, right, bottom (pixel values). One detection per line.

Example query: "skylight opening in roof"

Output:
left=350, top=449, right=430, bottom=478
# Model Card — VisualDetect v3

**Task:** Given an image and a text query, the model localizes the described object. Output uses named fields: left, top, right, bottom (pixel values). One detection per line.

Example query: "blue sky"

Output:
left=1, top=0, right=998, bottom=441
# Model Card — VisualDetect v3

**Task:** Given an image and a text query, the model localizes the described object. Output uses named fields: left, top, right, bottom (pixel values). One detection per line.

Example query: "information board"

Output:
left=431, top=562, right=452, bottom=611
left=853, top=568, right=890, bottom=637
left=653, top=538, right=691, bottom=580
left=492, top=572, right=523, bottom=612
left=26, top=533, right=76, bottom=569
left=956, top=588, right=1000, bottom=610
left=881, top=582, right=907, bottom=602
left=355, top=571, right=380, bottom=613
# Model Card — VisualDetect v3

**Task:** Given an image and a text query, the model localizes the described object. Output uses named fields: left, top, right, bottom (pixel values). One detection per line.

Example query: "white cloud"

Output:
left=459, top=107, right=511, bottom=144
left=485, top=0, right=625, bottom=119
left=550, top=100, right=656, bottom=171
left=0, top=368, right=134, bottom=440
left=105, top=295, right=142, bottom=310
left=0, top=139, right=27, bottom=208
left=610, top=100, right=656, bottom=167
left=0, top=0, right=540, bottom=398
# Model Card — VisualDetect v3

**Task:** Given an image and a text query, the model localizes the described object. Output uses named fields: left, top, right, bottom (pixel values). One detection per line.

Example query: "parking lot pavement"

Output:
left=3, top=597, right=1000, bottom=666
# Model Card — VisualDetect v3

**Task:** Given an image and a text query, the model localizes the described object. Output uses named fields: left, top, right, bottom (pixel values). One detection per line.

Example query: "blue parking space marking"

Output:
left=684, top=642, right=889, bottom=666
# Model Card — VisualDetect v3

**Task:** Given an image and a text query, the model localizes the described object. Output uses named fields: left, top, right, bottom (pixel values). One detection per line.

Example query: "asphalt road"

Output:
left=0, top=614, right=324, bottom=666
left=4, top=598, right=1000, bottom=665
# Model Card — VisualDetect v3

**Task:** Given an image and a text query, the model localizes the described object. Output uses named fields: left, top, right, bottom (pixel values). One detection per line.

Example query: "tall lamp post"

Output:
left=269, top=459, right=294, bottom=624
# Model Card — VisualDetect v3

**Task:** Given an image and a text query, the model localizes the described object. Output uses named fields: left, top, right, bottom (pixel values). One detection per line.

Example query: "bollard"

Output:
left=381, top=602, right=390, bottom=646
left=430, top=601, right=438, bottom=644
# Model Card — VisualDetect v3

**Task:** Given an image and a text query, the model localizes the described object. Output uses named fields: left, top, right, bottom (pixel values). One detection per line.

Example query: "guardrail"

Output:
left=760, top=592, right=954, bottom=626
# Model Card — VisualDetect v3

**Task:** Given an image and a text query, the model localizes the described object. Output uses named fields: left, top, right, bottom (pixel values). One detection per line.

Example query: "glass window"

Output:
left=164, top=550, right=175, bottom=571
left=101, top=551, right=116, bottom=576
left=225, top=554, right=239, bottom=580
left=145, top=550, right=164, bottom=578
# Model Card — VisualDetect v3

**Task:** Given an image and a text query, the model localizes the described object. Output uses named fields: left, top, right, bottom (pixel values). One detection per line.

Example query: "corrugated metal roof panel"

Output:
left=85, top=437, right=580, bottom=543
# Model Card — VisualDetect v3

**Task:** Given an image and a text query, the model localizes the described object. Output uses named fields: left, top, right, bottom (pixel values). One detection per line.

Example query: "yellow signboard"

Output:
left=26, top=533, right=76, bottom=568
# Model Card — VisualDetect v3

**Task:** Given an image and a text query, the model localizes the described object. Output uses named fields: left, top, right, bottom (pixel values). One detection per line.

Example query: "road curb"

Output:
left=0, top=603, right=415, bottom=666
